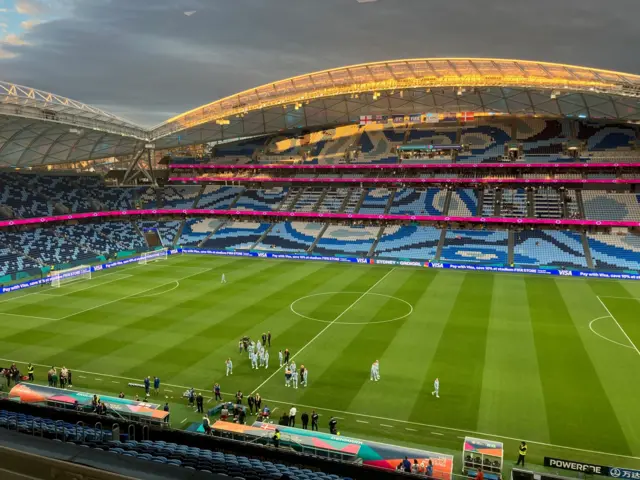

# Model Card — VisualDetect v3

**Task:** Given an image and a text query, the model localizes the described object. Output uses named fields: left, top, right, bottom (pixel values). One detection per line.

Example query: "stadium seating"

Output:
left=388, top=188, right=446, bottom=215
left=374, top=225, right=441, bottom=260
left=313, top=225, right=379, bottom=256
left=138, top=221, right=182, bottom=247
left=587, top=232, right=640, bottom=271
left=448, top=189, right=478, bottom=217
left=440, top=229, right=508, bottom=264
left=161, top=186, right=201, bottom=209
left=201, top=221, right=271, bottom=250
left=457, top=125, right=511, bottom=162
left=196, top=185, right=244, bottom=209
left=252, top=221, right=321, bottom=253
left=513, top=230, right=587, bottom=268
left=0, top=229, right=96, bottom=265
left=582, top=191, right=640, bottom=221
left=577, top=122, right=637, bottom=151
left=533, top=188, right=562, bottom=218
left=356, top=127, right=403, bottom=163
left=317, top=188, right=350, bottom=213
left=0, top=173, right=54, bottom=218
left=290, top=188, right=325, bottom=212
left=56, top=224, right=119, bottom=255
left=358, top=188, right=392, bottom=214
left=234, top=187, right=289, bottom=211
left=96, top=222, right=146, bottom=251
left=0, top=409, right=350, bottom=480
left=515, top=118, right=570, bottom=155
left=501, top=188, right=528, bottom=217
left=178, top=218, right=224, bottom=245
left=0, top=248, right=40, bottom=275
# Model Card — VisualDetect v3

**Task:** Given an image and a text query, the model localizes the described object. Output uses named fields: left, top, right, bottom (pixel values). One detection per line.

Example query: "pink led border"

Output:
left=1, top=209, right=638, bottom=228
left=169, top=176, right=640, bottom=185
left=170, top=162, right=640, bottom=170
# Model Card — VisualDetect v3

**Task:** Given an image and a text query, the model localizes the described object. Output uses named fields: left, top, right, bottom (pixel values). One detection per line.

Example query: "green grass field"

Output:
left=0, top=254, right=639, bottom=474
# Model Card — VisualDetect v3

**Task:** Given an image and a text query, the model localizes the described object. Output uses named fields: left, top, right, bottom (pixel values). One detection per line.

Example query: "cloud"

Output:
left=2, top=33, right=27, bottom=45
left=0, top=0, right=637, bottom=127
left=20, top=20, right=40, bottom=29
left=15, top=0, right=48, bottom=15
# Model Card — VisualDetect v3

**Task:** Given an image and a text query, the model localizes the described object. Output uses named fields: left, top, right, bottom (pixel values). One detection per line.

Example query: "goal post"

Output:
left=138, top=247, right=168, bottom=265
left=50, top=265, right=92, bottom=288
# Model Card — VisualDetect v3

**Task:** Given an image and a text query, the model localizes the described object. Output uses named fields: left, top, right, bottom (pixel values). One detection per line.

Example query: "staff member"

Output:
left=311, top=410, right=319, bottom=431
left=516, top=441, right=527, bottom=466
left=272, top=429, right=281, bottom=448
left=27, top=363, right=34, bottom=382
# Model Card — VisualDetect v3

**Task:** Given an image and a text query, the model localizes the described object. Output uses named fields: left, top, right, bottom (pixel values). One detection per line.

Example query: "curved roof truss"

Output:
left=150, top=58, right=640, bottom=139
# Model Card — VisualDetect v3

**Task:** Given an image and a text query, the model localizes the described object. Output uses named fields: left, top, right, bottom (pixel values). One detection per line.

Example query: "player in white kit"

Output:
left=264, top=350, right=269, bottom=369
left=251, top=352, right=258, bottom=369
left=432, top=377, right=440, bottom=398
left=221, top=274, right=227, bottom=284
left=370, top=360, right=380, bottom=381
left=292, top=370, right=299, bottom=389
left=278, top=350, right=284, bottom=367
left=302, top=367, right=308, bottom=387
left=225, top=358, right=233, bottom=376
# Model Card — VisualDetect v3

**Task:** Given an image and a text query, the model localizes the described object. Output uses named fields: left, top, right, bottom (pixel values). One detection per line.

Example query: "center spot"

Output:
left=290, top=291, right=413, bottom=325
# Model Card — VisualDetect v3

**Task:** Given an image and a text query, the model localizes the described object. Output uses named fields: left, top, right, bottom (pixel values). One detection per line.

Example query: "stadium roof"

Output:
left=1, top=58, right=639, bottom=166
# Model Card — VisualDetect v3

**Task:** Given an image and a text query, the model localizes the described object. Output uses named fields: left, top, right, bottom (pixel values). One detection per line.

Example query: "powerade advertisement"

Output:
left=2, top=247, right=640, bottom=296
left=544, top=457, right=640, bottom=479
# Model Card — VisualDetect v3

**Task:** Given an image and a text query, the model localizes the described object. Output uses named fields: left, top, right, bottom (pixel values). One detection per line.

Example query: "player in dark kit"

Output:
left=213, top=383, right=222, bottom=401
left=261, top=332, right=267, bottom=345
left=267, top=331, right=271, bottom=347
left=284, top=349, right=290, bottom=363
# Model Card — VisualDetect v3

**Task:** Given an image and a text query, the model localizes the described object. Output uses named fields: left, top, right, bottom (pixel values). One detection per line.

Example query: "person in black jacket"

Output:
left=247, top=394, right=255, bottom=414
left=196, top=393, right=204, bottom=413
left=329, top=417, right=338, bottom=435
left=301, top=412, right=309, bottom=430
left=311, top=410, right=319, bottom=431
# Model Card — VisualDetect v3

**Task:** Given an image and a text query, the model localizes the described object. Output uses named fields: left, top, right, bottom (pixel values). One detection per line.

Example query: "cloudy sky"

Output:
left=0, top=0, right=638, bottom=126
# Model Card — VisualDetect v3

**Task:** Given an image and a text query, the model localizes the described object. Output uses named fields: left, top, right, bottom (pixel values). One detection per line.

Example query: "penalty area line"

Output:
left=597, top=296, right=640, bottom=357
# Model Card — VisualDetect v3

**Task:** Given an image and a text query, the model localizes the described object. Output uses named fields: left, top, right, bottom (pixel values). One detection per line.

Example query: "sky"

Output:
left=0, top=0, right=638, bottom=127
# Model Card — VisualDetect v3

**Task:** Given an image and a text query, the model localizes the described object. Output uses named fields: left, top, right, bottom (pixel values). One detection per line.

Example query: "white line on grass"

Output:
left=431, top=432, right=444, bottom=436
left=0, top=312, right=57, bottom=321
left=180, top=418, right=188, bottom=424
left=250, top=267, right=396, bottom=394
left=589, top=316, right=634, bottom=349
left=54, top=268, right=211, bottom=321
left=597, top=296, right=640, bottom=357
left=380, top=424, right=393, bottom=428
left=356, top=420, right=369, bottom=424
left=405, top=428, right=417, bottom=432
left=597, top=296, right=640, bottom=301
left=4, top=357, right=640, bottom=462
left=131, top=281, right=180, bottom=299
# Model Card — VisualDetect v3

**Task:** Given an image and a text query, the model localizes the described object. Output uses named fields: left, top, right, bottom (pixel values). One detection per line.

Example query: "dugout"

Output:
left=8, top=383, right=170, bottom=426
left=462, top=436, right=504, bottom=479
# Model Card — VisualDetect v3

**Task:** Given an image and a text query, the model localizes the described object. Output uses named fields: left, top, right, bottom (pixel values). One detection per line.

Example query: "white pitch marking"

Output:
left=94, top=378, right=103, bottom=381
left=597, top=296, right=640, bottom=301
left=405, top=428, right=418, bottom=432
left=50, top=273, right=134, bottom=296
left=290, top=291, right=413, bottom=325
left=0, top=312, right=56, bottom=321
left=356, top=420, right=369, bottom=424
left=164, top=389, right=173, bottom=393
left=112, top=381, right=119, bottom=384
left=380, top=424, right=394, bottom=428
left=597, top=296, right=640, bottom=357
left=54, top=268, right=211, bottom=320
left=589, top=316, right=634, bottom=349
left=131, top=281, right=180, bottom=299
left=5, top=357, right=639, bottom=461
left=180, top=418, right=188, bottom=424
left=431, top=432, right=444, bottom=436
left=250, top=268, right=396, bottom=394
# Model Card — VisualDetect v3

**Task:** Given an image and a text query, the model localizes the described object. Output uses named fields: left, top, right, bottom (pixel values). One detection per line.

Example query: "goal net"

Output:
left=50, top=265, right=92, bottom=288
left=139, top=247, right=168, bottom=265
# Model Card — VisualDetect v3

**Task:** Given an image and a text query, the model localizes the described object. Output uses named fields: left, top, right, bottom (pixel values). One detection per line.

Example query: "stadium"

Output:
left=0, top=57, right=639, bottom=480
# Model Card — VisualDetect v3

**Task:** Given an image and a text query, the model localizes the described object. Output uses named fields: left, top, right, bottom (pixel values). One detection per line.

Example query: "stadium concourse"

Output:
left=0, top=58, right=639, bottom=480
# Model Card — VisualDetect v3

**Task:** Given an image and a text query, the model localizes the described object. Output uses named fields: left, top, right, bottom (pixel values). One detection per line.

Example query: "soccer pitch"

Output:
left=0, top=254, right=639, bottom=472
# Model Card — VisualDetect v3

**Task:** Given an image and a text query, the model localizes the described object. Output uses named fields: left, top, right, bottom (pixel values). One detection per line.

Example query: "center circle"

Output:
left=290, top=291, right=413, bottom=325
